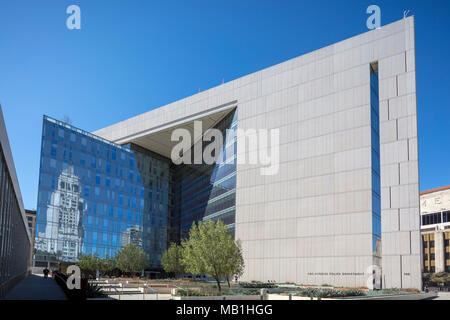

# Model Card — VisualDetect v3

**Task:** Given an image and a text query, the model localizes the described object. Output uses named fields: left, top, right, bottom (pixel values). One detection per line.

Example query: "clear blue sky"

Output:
left=0, top=0, right=449, bottom=210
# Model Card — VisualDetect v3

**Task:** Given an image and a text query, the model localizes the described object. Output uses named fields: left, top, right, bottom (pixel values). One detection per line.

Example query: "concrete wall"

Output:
left=0, top=107, right=30, bottom=243
left=377, top=18, right=421, bottom=290
left=420, top=188, right=450, bottom=215
left=94, top=17, right=421, bottom=289
left=0, top=106, right=32, bottom=297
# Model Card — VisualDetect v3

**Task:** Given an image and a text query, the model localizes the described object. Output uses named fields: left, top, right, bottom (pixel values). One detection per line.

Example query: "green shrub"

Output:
left=294, top=288, right=365, bottom=298
left=176, top=288, right=261, bottom=297
left=87, top=283, right=107, bottom=298
left=239, top=281, right=278, bottom=288
left=177, top=289, right=206, bottom=296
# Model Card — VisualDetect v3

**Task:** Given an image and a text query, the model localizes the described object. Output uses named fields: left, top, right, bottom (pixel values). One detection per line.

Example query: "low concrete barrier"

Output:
left=172, top=295, right=263, bottom=300
left=0, top=271, right=28, bottom=298
left=338, top=292, right=438, bottom=300
left=267, top=292, right=438, bottom=300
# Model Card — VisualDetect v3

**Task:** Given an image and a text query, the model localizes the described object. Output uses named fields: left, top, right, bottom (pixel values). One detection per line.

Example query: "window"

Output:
left=443, top=211, right=449, bottom=223
left=422, top=213, right=444, bottom=226
left=370, top=62, right=381, bottom=257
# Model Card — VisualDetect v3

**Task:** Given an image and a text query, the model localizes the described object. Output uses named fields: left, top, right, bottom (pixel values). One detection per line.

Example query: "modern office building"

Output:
left=0, top=106, right=32, bottom=297
left=420, top=186, right=450, bottom=273
left=36, top=17, right=421, bottom=289
left=25, top=210, right=37, bottom=267
left=35, top=111, right=237, bottom=270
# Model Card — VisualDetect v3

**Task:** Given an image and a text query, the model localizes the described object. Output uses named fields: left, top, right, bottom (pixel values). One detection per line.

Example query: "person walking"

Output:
left=43, top=268, right=50, bottom=279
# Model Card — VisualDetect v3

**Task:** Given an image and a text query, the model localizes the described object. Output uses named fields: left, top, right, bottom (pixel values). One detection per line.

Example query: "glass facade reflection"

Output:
left=35, top=110, right=237, bottom=269
left=35, top=117, right=170, bottom=268
left=172, top=110, right=237, bottom=240
left=370, top=64, right=382, bottom=266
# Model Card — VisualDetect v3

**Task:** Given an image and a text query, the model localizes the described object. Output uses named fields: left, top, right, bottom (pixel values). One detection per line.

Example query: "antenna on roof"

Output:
left=403, top=10, right=410, bottom=19
left=62, top=115, right=73, bottom=125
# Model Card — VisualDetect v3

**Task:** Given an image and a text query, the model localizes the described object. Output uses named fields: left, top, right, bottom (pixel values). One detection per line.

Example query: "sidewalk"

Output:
left=4, top=274, right=67, bottom=300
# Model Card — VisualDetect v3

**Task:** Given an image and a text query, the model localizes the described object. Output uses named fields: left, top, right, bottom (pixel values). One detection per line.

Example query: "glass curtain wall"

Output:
left=35, top=117, right=170, bottom=268
left=172, top=109, right=237, bottom=240
left=35, top=110, right=237, bottom=268
left=370, top=64, right=382, bottom=267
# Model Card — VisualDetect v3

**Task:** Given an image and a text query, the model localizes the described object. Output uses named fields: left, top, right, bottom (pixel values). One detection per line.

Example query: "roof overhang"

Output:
left=118, top=103, right=236, bottom=159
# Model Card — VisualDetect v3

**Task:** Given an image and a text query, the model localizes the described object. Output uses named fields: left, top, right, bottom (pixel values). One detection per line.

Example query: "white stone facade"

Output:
left=94, top=17, right=421, bottom=289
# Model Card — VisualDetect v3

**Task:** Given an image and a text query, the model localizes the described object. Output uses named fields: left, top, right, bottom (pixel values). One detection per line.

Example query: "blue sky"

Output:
left=0, top=0, right=449, bottom=209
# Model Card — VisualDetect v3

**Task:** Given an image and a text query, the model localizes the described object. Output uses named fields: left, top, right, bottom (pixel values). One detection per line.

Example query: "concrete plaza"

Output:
left=4, top=274, right=67, bottom=300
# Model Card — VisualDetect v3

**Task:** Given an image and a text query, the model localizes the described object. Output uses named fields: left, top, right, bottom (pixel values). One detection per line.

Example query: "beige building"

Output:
left=420, top=186, right=450, bottom=273
left=94, top=17, right=421, bottom=289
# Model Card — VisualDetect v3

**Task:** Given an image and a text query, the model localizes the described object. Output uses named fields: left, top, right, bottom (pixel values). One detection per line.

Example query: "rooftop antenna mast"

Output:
left=403, top=10, right=410, bottom=19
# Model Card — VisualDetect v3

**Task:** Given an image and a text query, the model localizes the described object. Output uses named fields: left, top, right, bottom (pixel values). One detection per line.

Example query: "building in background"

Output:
left=37, top=17, right=420, bottom=289
left=121, top=225, right=143, bottom=248
left=420, top=186, right=450, bottom=273
left=0, top=106, right=32, bottom=297
left=25, top=210, right=36, bottom=268
left=36, top=166, right=84, bottom=263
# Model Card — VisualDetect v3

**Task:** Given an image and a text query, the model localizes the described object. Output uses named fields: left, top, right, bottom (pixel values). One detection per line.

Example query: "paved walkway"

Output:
left=4, top=274, right=67, bottom=300
left=430, top=292, right=450, bottom=300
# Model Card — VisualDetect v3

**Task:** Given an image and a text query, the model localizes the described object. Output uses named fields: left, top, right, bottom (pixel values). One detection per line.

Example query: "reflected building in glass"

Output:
left=34, top=111, right=237, bottom=270
left=35, top=117, right=171, bottom=268
left=37, top=166, right=84, bottom=262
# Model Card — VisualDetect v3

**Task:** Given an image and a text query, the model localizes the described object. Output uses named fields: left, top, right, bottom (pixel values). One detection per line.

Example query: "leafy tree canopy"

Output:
left=161, top=243, right=185, bottom=277
left=114, top=244, right=149, bottom=273
left=429, top=272, right=450, bottom=284
left=181, top=220, right=244, bottom=292
left=77, top=254, right=101, bottom=273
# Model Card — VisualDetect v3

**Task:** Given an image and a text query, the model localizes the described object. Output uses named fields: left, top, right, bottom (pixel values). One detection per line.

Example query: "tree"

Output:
left=114, top=244, right=149, bottom=275
left=77, top=254, right=101, bottom=277
left=429, top=272, right=450, bottom=285
left=77, top=254, right=116, bottom=278
left=224, top=239, right=245, bottom=287
left=181, top=219, right=244, bottom=292
left=98, top=255, right=115, bottom=275
left=161, top=243, right=185, bottom=278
